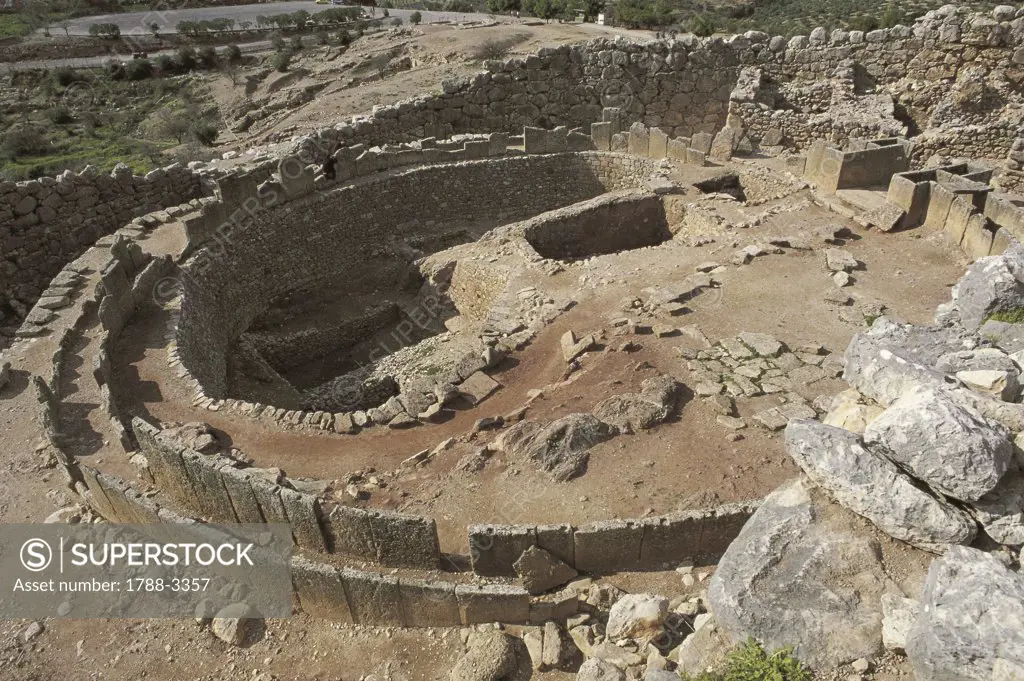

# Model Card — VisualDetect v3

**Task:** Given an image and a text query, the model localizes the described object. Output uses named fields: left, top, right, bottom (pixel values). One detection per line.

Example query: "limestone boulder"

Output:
left=969, top=469, right=1024, bottom=545
left=211, top=603, right=261, bottom=646
left=576, top=659, right=625, bottom=681
left=452, top=631, right=522, bottom=681
left=494, top=414, right=611, bottom=482
left=843, top=330, right=950, bottom=407
left=881, top=593, right=919, bottom=653
left=863, top=386, right=1012, bottom=502
left=606, top=593, right=669, bottom=642
left=785, top=419, right=976, bottom=552
left=708, top=478, right=893, bottom=669
left=951, top=244, right=1024, bottom=329
left=513, top=545, right=578, bottom=595
left=592, top=375, right=680, bottom=434
left=956, top=369, right=1020, bottom=401
left=822, top=389, right=884, bottom=434
left=906, top=546, right=1024, bottom=681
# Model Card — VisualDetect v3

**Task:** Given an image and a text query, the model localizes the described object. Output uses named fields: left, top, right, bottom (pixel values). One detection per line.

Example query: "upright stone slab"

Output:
left=686, top=148, right=707, bottom=166
left=322, top=504, right=376, bottom=559
left=710, top=128, right=737, bottom=162
left=341, top=569, right=404, bottom=626
left=524, top=127, right=549, bottom=154
left=628, top=123, right=650, bottom=156
left=278, top=487, right=327, bottom=552
left=602, top=107, right=622, bottom=134
left=962, top=213, right=995, bottom=259
left=591, top=122, right=613, bottom=152
left=218, top=467, right=265, bottom=523
left=488, top=132, right=508, bottom=155
left=640, top=511, right=703, bottom=567
left=278, top=156, right=315, bottom=200
left=469, top=524, right=537, bottom=576
left=574, top=519, right=644, bottom=573
left=180, top=450, right=238, bottom=522
left=667, top=138, right=688, bottom=161
left=649, top=128, right=669, bottom=159
left=292, top=557, right=354, bottom=622
left=80, top=466, right=118, bottom=521
left=611, top=133, right=628, bottom=152
left=456, top=584, right=530, bottom=624
left=691, top=132, right=714, bottom=155
left=369, top=509, right=440, bottom=569
left=398, top=579, right=461, bottom=627
left=536, top=524, right=575, bottom=567
left=249, top=480, right=291, bottom=526
left=944, top=195, right=976, bottom=244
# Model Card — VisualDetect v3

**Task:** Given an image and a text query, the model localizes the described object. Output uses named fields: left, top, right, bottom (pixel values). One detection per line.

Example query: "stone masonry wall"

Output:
left=0, top=162, right=202, bottom=323
left=176, top=152, right=660, bottom=397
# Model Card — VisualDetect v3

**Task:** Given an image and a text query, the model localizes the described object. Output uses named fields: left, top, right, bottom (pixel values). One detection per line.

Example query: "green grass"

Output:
left=0, top=71, right=219, bottom=181
left=681, top=638, right=813, bottom=681
left=0, top=13, right=32, bottom=38
left=987, top=307, right=1024, bottom=324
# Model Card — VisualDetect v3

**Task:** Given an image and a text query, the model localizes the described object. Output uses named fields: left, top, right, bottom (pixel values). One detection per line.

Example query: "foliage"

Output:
left=487, top=0, right=521, bottom=12
left=225, top=44, right=243, bottom=63
left=391, top=17, right=403, bottom=25
left=197, top=45, right=218, bottom=69
left=176, top=46, right=197, bottom=71
left=681, top=639, right=813, bottom=681
left=410, top=10, right=422, bottom=23
left=189, top=121, right=219, bottom=146
left=270, top=50, right=292, bottom=72
left=689, top=12, right=717, bottom=35
left=125, top=58, right=153, bottom=80
left=987, top=308, right=1024, bottom=324
left=471, top=34, right=528, bottom=60
left=53, top=66, right=82, bottom=87
left=87, top=22, right=120, bottom=38
left=612, top=0, right=673, bottom=28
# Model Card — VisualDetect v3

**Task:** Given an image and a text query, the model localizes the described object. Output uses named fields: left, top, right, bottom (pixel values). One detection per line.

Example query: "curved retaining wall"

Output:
left=176, top=151, right=663, bottom=398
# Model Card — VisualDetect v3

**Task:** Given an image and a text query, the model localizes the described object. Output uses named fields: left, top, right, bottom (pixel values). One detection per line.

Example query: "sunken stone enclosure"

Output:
left=8, top=5, right=1024, bottom=679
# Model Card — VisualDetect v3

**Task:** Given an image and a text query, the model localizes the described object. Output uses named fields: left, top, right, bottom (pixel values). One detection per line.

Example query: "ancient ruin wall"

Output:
left=299, top=8, right=1024, bottom=162
left=0, top=163, right=203, bottom=322
left=176, top=152, right=660, bottom=397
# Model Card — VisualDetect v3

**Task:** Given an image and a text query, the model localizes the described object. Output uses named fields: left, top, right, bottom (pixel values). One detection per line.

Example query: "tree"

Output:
left=176, top=46, right=197, bottom=71
left=581, top=0, right=602, bottom=20
left=225, top=44, right=242, bottom=63
left=149, top=22, right=159, bottom=38
left=533, top=0, right=557, bottom=21
left=409, top=10, right=422, bottom=24
left=487, top=0, right=520, bottom=13
left=197, top=45, right=218, bottom=68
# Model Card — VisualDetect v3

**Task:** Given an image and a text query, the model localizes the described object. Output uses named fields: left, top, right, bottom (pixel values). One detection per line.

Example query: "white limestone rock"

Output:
left=606, top=593, right=668, bottom=642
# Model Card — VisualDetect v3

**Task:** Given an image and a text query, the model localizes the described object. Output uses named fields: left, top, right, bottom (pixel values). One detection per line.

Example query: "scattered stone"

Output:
left=823, top=389, right=883, bottom=434
left=211, top=603, right=261, bottom=646
left=951, top=244, right=1024, bottom=329
left=0, top=361, right=9, bottom=391
left=23, top=621, right=43, bottom=643
left=606, top=593, right=669, bottom=642
left=541, top=621, right=581, bottom=671
left=881, top=593, right=918, bottom=653
left=863, top=385, right=1012, bottom=502
left=786, top=419, right=977, bottom=552
left=513, top=545, right=578, bottom=595
left=576, top=658, right=625, bottom=681
left=458, top=372, right=501, bottom=405
left=494, top=414, right=611, bottom=482
left=970, top=469, right=1024, bottom=545
left=452, top=631, right=521, bottom=681
left=957, top=369, right=1020, bottom=402
left=906, top=546, right=1024, bottom=681
left=738, top=332, right=784, bottom=357
left=562, top=331, right=597, bottom=362
left=752, top=408, right=788, bottom=431
left=825, top=248, right=859, bottom=272
left=716, top=415, right=746, bottom=430
left=833, top=271, right=852, bottom=287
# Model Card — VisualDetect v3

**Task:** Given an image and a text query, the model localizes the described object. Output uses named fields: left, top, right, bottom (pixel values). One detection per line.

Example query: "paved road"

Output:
left=51, top=2, right=494, bottom=36
left=0, top=39, right=273, bottom=72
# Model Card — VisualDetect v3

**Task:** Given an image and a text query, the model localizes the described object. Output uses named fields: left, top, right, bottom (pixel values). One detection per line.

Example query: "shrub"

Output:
left=988, top=308, right=1024, bottom=324
left=681, top=639, right=813, bottom=681
left=105, top=59, right=126, bottom=80
left=472, top=34, right=526, bottom=60
left=197, top=45, right=218, bottom=69
left=338, top=31, right=351, bottom=46
left=689, top=12, right=716, bottom=36
left=316, top=30, right=329, bottom=45
left=1, top=124, right=50, bottom=159
left=53, top=66, right=80, bottom=87
left=382, top=8, right=389, bottom=16
left=410, top=10, right=422, bottom=24
left=270, top=50, right=292, bottom=72
left=176, top=46, right=197, bottom=71
left=848, top=15, right=880, bottom=31
left=391, top=17, right=402, bottom=26
left=271, top=33, right=286, bottom=50
left=189, top=121, right=219, bottom=146
left=125, top=58, right=153, bottom=80
left=290, top=35, right=303, bottom=50
left=50, top=106, right=74, bottom=124
left=225, top=44, right=243, bottom=63
left=88, top=23, right=120, bottom=39
left=155, top=54, right=176, bottom=74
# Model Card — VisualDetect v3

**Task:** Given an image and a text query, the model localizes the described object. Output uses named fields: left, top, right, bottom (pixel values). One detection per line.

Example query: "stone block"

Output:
left=601, top=107, right=622, bottom=134
left=536, top=524, right=575, bottom=567
left=398, top=578, right=461, bottom=627
left=456, top=583, right=530, bottom=624
left=459, top=371, right=501, bottom=405
left=322, top=504, right=376, bottom=559
left=573, top=519, right=644, bottom=573
left=278, top=487, right=327, bottom=552
left=685, top=148, right=707, bottom=166
left=649, top=128, right=669, bottom=159
left=133, top=419, right=194, bottom=505
left=369, top=509, right=440, bottom=569
left=79, top=465, right=118, bottom=520
left=278, top=156, right=315, bottom=200
left=591, top=122, right=613, bottom=151
left=249, top=480, right=291, bottom=526
left=690, top=132, right=714, bottom=155
left=488, top=132, right=508, bottom=155
left=628, top=122, right=650, bottom=156
left=469, top=524, right=537, bottom=576
left=292, top=556, right=354, bottom=622
left=610, top=133, right=628, bottom=152
left=962, top=213, right=996, bottom=260
left=528, top=590, right=579, bottom=624
left=640, top=511, right=704, bottom=567
left=463, top=140, right=490, bottom=159
left=944, top=194, right=977, bottom=244
left=341, top=569, right=404, bottom=626
left=667, top=138, right=688, bottom=161
left=524, top=127, right=549, bottom=154
left=180, top=450, right=238, bottom=522
left=95, top=473, right=142, bottom=524
left=218, top=466, right=265, bottom=523
left=923, top=182, right=957, bottom=230
left=698, top=501, right=758, bottom=563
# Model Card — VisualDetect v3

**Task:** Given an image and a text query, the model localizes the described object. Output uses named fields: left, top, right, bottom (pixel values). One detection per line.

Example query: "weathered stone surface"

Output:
left=513, top=545, right=577, bottom=595
left=825, top=248, right=858, bottom=272
left=823, top=389, right=884, bottom=434
left=606, top=593, right=668, bottom=642
left=458, top=371, right=501, bottom=405
left=881, top=593, right=919, bottom=653
left=906, top=545, right=1024, bottom=681
left=843, top=328, right=950, bottom=406
left=541, top=621, right=581, bottom=671
left=211, top=603, right=261, bottom=646
left=956, top=369, right=1020, bottom=401
left=592, top=375, right=678, bottom=434
left=451, top=631, right=522, bottom=681
left=576, top=658, right=625, bottom=681
left=863, top=386, right=1012, bottom=502
left=786, top=419, right=976, bottom=552
left=708, top=478, right=892, bottom=669
left=970, top=469, right=1024, bottom=545
left=951, top=244, right=1024, bottom=329
left=494, top=414, right=611, bottom=482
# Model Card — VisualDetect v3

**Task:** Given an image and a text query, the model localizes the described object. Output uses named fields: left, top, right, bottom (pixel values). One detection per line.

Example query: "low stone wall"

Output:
left=805, top=138, right=912, bottom=192
left=468, top=501, right=758, bottom=577
left=0, top=163, right=203, bottom=322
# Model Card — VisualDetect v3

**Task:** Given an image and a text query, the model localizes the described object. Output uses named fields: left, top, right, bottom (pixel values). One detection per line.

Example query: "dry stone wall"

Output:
left=0, top=162, right=202, bottom=325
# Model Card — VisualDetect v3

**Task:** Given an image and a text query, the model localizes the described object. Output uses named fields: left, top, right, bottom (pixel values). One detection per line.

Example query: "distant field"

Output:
left=0, top=13, right=32, bottom=38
